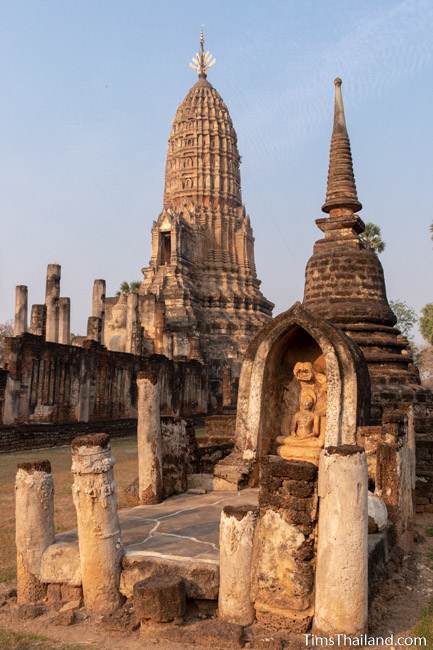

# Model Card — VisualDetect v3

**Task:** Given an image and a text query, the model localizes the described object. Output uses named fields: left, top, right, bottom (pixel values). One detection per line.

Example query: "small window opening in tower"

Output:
left=160, top=232, right=171, bottom=265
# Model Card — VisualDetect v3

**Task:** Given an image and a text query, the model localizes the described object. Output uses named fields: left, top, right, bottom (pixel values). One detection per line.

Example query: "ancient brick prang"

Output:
left=99, top=38, right=273, bottom=412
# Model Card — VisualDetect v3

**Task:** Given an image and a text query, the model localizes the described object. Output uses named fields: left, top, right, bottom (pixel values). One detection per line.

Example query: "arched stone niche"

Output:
left=233, top=303, right=370, bottom=469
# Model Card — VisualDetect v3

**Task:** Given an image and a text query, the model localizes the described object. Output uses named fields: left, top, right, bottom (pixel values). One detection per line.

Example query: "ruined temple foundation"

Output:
left=6, top=45, right=433, bottom=644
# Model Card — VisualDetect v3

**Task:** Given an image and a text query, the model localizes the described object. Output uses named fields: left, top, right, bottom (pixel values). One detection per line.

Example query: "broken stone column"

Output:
left=58, top=297, right=71, bottom=345
left=219, top=505, right=259, bottom=625
left=15, top=460, right=55, bottom=604
left=314, top=445, right=368, bottom=636
left=29, top=304, right=46, bottom=337
left=92, top=279, right=105, bottom=343
left=126, top=292, right=138, bottom=353
left=45, top=264, right=61, bottom=343
left=137, top=369, right=163, bottom=504
left=86, top=316, right=102, bottom=343
left=14, top=285, right=28, bottom=336
left=71, top=433, right=123, bottom=613
left=92, top=279, right=106, bottom=318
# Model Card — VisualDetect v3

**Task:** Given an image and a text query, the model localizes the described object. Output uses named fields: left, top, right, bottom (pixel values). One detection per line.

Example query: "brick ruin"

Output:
left=1, top=34, right=273, bottom=424
left=82, top=46, right=273, bottom=411
left=0, top=268, right=208, bottom=451
left=5, top=40, right=433, bottom=644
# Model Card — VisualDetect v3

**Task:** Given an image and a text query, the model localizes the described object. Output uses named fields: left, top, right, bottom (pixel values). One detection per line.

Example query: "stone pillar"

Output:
left=29, top=304, right=46, bottom=337
left=314, top=445, right=368, bottom=636
left=14, top=285, right=28, bottom=336
left=58, top=297, right=71, bottom=345
left=137, top=370, right=163, bottom=504
left=92, top=279, right=105, bottom=343
left=92, top=279, right=106, bottom=318
left=126, top=292, right=138, bottom=353
left=87, top=316, right=102, bottom=343
left=219, top=505, right=259, bottom=625
left=45, top=264, right=61, bottom=343
left=71, top=433, right=123, bottom=613
left=15, top=460, right=54, bottom=604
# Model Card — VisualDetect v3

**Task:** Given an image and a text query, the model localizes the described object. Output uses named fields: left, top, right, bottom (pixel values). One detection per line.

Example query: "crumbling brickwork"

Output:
left=0, top=333, right=207, bottom=429
left=251, top=455, right=318, bottom=632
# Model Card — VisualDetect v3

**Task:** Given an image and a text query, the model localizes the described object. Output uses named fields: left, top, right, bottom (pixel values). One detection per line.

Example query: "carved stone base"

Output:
left=276, top=437, right=324, bottom=466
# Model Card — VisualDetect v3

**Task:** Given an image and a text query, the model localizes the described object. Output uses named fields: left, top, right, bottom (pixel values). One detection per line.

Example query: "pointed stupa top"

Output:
left=322, top=78, right=362, bottom=214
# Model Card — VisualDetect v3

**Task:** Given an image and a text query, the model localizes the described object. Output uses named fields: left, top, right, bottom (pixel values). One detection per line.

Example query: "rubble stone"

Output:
left=133, top=576, right=186, bottom=623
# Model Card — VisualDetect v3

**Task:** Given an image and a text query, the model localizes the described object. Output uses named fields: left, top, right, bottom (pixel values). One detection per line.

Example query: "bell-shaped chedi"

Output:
left=303, top=78, right=419, bottom=400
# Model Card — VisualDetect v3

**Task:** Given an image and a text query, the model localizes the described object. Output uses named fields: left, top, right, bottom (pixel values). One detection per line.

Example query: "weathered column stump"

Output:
left=58, top=297, right=71, bottom=345
left=137, top=369, right=163, bottom=504
left=133, top=576, right=186, bottom=623
left=314, top=445, right=368, bottom=636
left=45, top=263, right=61, bottom=343
left=15, top=460, right=54, bottom=604
left=71, top=433, right=123, bottom=614
left=14, top=285, right=28, bottom=336
left=218, top=504, right=259, bottom=625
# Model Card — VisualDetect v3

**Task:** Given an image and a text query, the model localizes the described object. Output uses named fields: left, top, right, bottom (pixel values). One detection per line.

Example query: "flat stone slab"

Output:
left=51, top=489, right=258, bottom=596
left=121, top=488, right=258, bottom=562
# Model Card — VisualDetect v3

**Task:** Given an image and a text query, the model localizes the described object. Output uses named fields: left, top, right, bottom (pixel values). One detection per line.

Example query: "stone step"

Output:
left=120, top=551, right=219, bottom=601
left=213, top=452, right=252, bottom=491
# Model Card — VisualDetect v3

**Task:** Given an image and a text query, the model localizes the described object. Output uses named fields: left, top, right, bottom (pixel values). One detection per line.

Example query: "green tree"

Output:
left=360, top=222, right=385, bottom=254
left=389, top=300, right=417, bottom=340
left=116, top=281, right=141, bottom=297
left=420, top=303, right=433, bottom=344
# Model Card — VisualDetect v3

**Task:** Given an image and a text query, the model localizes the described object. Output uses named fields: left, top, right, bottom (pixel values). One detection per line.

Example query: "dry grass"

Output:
left=0, top=436, right=138, bottom=582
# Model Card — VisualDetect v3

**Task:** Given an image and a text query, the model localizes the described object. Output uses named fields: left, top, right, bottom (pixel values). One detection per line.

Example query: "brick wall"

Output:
left=0, top=333, right=207, bottom=427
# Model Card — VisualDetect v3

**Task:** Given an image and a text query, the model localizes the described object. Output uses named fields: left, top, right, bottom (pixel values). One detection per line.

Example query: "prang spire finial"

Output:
left=189, top=30, right=216, bottom=78
left=322, top=77, right=362, bottom=214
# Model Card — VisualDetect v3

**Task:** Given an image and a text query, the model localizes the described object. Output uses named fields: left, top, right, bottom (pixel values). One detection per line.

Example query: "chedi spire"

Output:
left=322, top=78, right=362, bottom=215
left=189, top=30, right=216, bottom=79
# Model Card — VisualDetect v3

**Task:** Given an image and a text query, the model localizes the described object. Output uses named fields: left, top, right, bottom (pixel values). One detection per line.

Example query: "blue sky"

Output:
left=1, top=0, right=432, bottom=340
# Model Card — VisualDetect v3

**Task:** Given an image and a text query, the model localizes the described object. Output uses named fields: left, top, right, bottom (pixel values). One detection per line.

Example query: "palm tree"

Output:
left=116, top=280, right=141, bottom=297
left=359, top=222, right=385, bottom=254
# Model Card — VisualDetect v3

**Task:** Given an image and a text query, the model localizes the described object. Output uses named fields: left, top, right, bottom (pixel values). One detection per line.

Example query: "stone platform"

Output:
left=120, top=488, right=258, bottom=562
left=45, top=489, right=259, bottom=601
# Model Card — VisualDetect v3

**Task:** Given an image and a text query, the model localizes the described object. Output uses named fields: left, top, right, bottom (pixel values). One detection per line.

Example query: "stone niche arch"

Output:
left=233, top=302, right=370, bottom=469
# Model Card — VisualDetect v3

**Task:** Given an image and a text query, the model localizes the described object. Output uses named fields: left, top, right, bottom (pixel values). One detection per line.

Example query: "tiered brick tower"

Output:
left=303, top=78, right=432, bottom=430
left=137, top=34, right=273, bottom=407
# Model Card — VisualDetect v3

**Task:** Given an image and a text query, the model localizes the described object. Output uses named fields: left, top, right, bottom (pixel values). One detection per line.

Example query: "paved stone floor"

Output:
left=120, top=489, right=259, bottom=563
left=60, top=489, right=258, bottom=565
